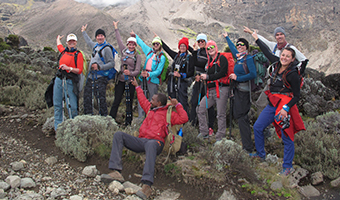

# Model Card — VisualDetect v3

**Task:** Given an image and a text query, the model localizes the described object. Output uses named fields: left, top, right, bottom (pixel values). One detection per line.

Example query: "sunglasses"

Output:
left=207, top=45, right=215, bottom=50
left=236, top=42, right=245, bottom=47
left=197, top=40, right=205, bottom=43
left=153, top=42, right=160, bottom=46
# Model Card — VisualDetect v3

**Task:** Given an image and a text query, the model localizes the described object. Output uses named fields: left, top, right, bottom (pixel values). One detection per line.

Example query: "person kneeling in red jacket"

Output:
left=101, top=77, right=188, bottom=199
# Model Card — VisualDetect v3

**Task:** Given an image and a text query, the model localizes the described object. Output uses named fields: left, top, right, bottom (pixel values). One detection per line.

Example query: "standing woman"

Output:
left=161, top=37, right=194, bottom=115
left=223, top=32, right=256, bottom=153
left=251, top=31, right=305, bottom=175
left=197, top=40, right=229, bottom=141
left=109, top=21, right=141, bottom=125
left=190, top=34, right=215, bottom=135
left=54, top=34, right=83, bottom=131
left=130, top=31, right=166, bottom=119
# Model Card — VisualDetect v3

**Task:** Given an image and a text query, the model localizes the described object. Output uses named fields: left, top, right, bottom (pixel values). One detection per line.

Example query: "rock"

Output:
left=289, top=167, right=309, bottom=186
left=124, top=187, right=135, bottom=195
left=70, top=195, right=83, bottom=200
left=15, top=192, right=44, bottom=200
left=45, top=156, right=58, bottom=165
left=301, top=185, right=320, bottom=197
left=123, top=181, right=141, bottom=194
left=218, top=189, right=237, bottom=200
left=0, top=189, right=6, bottom=199
left=10, top=161, right=24, bottom=171
left=20, top=178, right=36, bottom=188
left=311, top=172, right=323, bottom=185
left=0, top=181, right=10, bottom=190
left=5, top=175, right=21, bottom=188
left=123, top=196, right=140, bottom=200
left=82, top=165, right=99, bottom=177
left=330, top=177, right=340, bottom=187
left=270, top=181, right=283, bottom=190
left=41, top=177, right=52, bottom=182
left=21, top=114, right=28, bottom=119
left=108, top=181, right=124, bottom=192
left=154, top=189, right=181, bottom=200
left=50, top=187, right=68, bottom=199
left=265, top=154, right=279, bottom=163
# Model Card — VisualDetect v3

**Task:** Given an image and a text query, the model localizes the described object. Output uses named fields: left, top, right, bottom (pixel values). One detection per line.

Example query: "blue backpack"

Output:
left=94, top=43, right=118, bottom=80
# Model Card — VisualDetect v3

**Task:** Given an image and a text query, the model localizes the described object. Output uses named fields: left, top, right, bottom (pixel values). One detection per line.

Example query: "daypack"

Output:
left=208, top=52, right=235, bottom=85
left=163, top=105, right=183, bottom=157
left=146, top=51, right=169, bottom=84
left=94, top=43, right=118, bottom=80
left=242, top=50, right=269, bottom=92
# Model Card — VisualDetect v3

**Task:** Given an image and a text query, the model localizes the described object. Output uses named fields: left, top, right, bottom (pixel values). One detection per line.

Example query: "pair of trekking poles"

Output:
left=91, top=71, right=101, bottom=115
left=60, top=70, right=73, bottom=121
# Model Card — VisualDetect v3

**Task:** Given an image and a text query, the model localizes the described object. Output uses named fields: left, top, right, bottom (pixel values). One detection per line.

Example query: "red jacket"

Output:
left=57, top=44, right=83, bottom=74
left=265, top=90, right=305, bottom=141
left=136, top=87, right=188, bottom=143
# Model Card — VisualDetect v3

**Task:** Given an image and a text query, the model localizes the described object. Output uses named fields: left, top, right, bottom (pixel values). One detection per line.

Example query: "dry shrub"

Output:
left=295, top=111, right=340, bottom=179
left=55, top=115, right=119, bottom=162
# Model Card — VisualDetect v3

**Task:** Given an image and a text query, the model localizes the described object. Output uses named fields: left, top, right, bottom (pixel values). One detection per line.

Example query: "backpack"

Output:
left=242, top=51, right=269, bottom=92
left=146, top=51, right=169, bottom=84
left=208, top=52, right=235, bottom=85
left=94, top=43, right=118, bottom=80
left=163, top=105, right=183, bottom=156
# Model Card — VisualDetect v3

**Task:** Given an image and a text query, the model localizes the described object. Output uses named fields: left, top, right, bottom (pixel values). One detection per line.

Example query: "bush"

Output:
left=55, top=115, right=119, bottom=162
left=0, top=39, right=11, bottom=52
left=43, top=46, right=55, bottom=52
left=7, top=34, right=20, bottom=48
left=295, top=111, right=340, bottom=179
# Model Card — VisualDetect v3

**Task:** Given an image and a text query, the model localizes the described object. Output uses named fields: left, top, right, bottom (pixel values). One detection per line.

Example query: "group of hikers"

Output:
left=51, top=21, right=308, bottom=199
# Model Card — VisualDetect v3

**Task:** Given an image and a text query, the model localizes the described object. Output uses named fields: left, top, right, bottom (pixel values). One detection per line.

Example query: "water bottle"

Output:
left=177, top=127, right=183, bottom=137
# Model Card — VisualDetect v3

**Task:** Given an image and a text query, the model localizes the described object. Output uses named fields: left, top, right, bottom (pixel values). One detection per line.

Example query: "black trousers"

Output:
left=168, top=79, right=189, bottom=117
left=189, top=81, right=215, bottom=128
left=83, top=76, right=108, bottom=116
left=109, top=81, right=135, bottom=125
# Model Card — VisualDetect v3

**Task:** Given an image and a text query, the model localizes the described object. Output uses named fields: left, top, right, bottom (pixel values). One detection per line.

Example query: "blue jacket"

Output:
left=136, top=34, right=165, bottom=85
left=226, top=36, right=256, bottom=82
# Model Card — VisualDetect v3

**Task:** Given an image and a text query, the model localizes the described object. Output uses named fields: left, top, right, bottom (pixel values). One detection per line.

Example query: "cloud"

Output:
left=74, top=0, right=139, bottom=7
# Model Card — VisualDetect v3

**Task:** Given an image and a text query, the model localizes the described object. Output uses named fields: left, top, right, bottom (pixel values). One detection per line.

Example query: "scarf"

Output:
left=277, top=41, right=288, bottom=50
left=236, top=51, right=248, bottom=61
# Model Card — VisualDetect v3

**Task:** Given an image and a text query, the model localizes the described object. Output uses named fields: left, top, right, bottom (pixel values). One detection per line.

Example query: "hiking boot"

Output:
left=249, top=152, right=266, bottom=162
left=100, top=170, right=125, bottom=183
left=136, top=184, right=152, bottom=200
left=208, top=128, right=214, bottom=136
left=278, top=167, right=295, bottom=176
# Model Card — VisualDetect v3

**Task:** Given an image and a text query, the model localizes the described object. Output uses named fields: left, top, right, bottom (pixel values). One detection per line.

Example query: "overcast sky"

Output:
left=74, top=0, right=139, bottom=7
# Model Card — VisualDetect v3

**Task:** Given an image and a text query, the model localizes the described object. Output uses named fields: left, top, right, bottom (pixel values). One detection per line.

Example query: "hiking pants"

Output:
left=109, top=131, right=164, bottom=184
left=253, top=105, right=295, bottom=168
left=197, top=86, right=229, bottom=140
left=189, top=81, right=215, bottom=128
left=233, top=88, right=253, bottom=153
left=53, top=77, right=78, bottom=131
left=109, top=81, right=135, bottom=124
left=168, top=80, right=189, bottom=117
left=138, top=82, right=158, bottom=119
left=83, top=76, right=108, bottom=116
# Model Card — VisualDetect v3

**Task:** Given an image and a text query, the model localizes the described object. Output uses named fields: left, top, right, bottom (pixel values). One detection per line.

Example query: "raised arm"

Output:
left=81, top=24, right=96, bottom=49
left=113, top=21, right=126, bottom=52
left=252, top=31, right=279, bottom=64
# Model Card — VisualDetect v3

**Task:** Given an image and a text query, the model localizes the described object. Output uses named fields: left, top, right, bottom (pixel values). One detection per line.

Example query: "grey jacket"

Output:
left=82, top=31, right=115, bottom=79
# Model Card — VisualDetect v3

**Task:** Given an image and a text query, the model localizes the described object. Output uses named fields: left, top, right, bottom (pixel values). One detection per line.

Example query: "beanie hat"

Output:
left=274, top=27, right=286, bottom=36
left=66, top=33, right=77, bottom=41
left=95, top=29, right=106, bottom=38
left=152, top=36, right=162, bottom=45
left=237, top=38, right=249, bottom=49
left=126, top=37, right=137, bottom=45
left=196, top=33, right=208, bottom=43
left=178, top=37, right=189, bottom=50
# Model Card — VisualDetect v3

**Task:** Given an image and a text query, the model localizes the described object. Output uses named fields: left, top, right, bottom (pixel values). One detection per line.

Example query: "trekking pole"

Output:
left=63, top=76, right=73, bottom=119
left=142, top=70, right=148, bottom=100
left=229, top=80, right=234, bottom=139
left=91, top=71, right=95, bottom=115
left=95, top=71, right=101, bottom=115
left=62, top=75, right=65, bottom=122
left=124, top=65, right=132, bottom=125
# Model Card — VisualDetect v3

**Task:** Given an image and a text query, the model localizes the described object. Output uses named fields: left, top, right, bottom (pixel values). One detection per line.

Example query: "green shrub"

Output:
left=25, top=83, right=48, bottom=110
left=295, top=111, right=340, bottom=179
left=55, top=115, right=119, bottom=162
left=43, top=46, right=55, bottom=52
left=7, top=34, right=20, bottom=48
left=0, top=40, right=11, bottom=52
